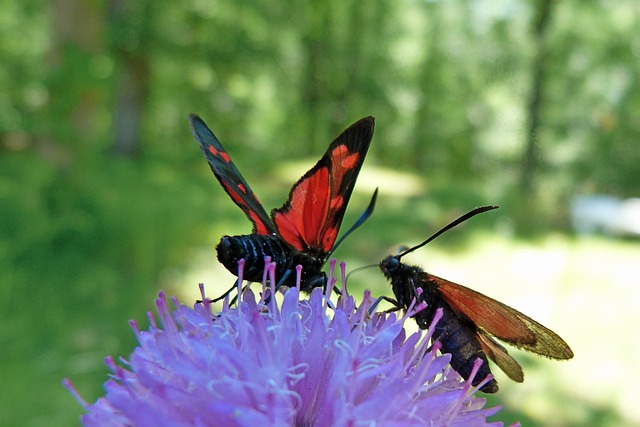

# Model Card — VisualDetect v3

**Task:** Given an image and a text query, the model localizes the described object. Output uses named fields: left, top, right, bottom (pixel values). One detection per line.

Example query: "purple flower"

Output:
left=66, top=262, right=509, bottom=426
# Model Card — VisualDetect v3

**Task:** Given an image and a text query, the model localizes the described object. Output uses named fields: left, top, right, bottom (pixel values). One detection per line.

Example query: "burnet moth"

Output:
left=380, top=206, right=573, bottom=393
left=190, top=115, right=376, bottom=299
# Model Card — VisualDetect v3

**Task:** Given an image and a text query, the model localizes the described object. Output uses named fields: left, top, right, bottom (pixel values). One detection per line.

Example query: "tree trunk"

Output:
left=111, top=55, right=149, bottom=156
left=521, top=0, right=554, bottom=197
left=515, top=0, right=554, bottom=233
left=47, top=0, right=103, bottom=149
left=108, top=0, right=150, bottom=157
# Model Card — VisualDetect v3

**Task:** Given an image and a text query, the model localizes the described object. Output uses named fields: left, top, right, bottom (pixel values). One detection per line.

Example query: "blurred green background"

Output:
left=2, top=0, right=639, bottom=426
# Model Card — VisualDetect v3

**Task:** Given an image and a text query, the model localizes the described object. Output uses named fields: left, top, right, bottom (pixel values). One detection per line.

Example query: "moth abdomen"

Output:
left=217, top=234, right=292, bottom=283
left=434, top=305, right=498, bottom=393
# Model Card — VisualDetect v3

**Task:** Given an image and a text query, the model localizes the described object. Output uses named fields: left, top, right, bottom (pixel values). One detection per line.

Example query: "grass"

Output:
left=0, top=151, right=214, bottom=426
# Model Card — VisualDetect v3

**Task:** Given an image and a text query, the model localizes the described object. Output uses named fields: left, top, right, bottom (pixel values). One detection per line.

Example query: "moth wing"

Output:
left=272, top=117, right=374, bottom=253
left=190, top=114, right=275, bottom=235
left=430, top=273, right=573, bottom=360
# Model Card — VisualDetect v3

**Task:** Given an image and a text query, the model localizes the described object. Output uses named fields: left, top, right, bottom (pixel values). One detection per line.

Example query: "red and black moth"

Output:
left=189, top=114, right=376, bottom=297
left=380, top=206, right=573, bottom=393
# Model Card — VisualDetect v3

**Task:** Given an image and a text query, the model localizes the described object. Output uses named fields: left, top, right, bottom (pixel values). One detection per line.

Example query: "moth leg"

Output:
left=261, top=269, right=293, bottom=305
left=381, top=295, right=403, bottom=313
left=196, top=282, right=236, bottom=305
left=274, top=269, right=292, bottom=292
left=365, top=295, right=403, bottom=317
left=196, top=281, right=244, bottom=306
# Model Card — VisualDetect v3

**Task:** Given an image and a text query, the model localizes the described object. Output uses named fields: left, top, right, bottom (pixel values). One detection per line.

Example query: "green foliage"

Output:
left=1, top=0, right=639, bottom=425
left=0, top=150, right=215, bottom=426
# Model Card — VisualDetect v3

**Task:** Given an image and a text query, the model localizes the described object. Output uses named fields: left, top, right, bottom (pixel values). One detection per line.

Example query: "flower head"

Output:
left=66, top=262, right=508, bottom=426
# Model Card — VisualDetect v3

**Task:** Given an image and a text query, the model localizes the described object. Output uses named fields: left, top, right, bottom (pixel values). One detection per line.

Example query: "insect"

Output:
left=380, top=206, right=574, bottom=393
left=190, top=114, right=376, bottom=298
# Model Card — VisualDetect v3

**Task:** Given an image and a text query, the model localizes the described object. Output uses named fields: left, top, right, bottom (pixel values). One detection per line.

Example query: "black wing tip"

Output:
left=354, top=116, right=375, bottom=132
left=337, top=116, right=375, bottom=149
left=188, top=114, right=220, bottom=145
left=188, top=113, right=204, bottom=126
left=188, top=113, right=203, bottom=132
left=340, top=116, right=375, bottom=137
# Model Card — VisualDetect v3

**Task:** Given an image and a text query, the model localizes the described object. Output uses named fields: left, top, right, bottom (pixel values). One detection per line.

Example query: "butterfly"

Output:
left=380, top=206, right=573, bottom=393
left=190, top=114, right=376, bottom=298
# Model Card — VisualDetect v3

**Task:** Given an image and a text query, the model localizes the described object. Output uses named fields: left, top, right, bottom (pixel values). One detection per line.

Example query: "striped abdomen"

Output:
left=216, top=234, right=326, bottom=292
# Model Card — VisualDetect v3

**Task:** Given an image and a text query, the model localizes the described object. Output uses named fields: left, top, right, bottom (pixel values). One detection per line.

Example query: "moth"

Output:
left=380, top=206, right=573, bottom=392
left=190, top=115, right=376, bottom=298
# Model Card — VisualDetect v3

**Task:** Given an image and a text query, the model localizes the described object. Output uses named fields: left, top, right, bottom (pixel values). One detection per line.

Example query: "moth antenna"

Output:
left=344, top=262, right=378, bottom=285
left=398, top=205, right=499, bottom=258
left=329, top=188, right=378, bottom=257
